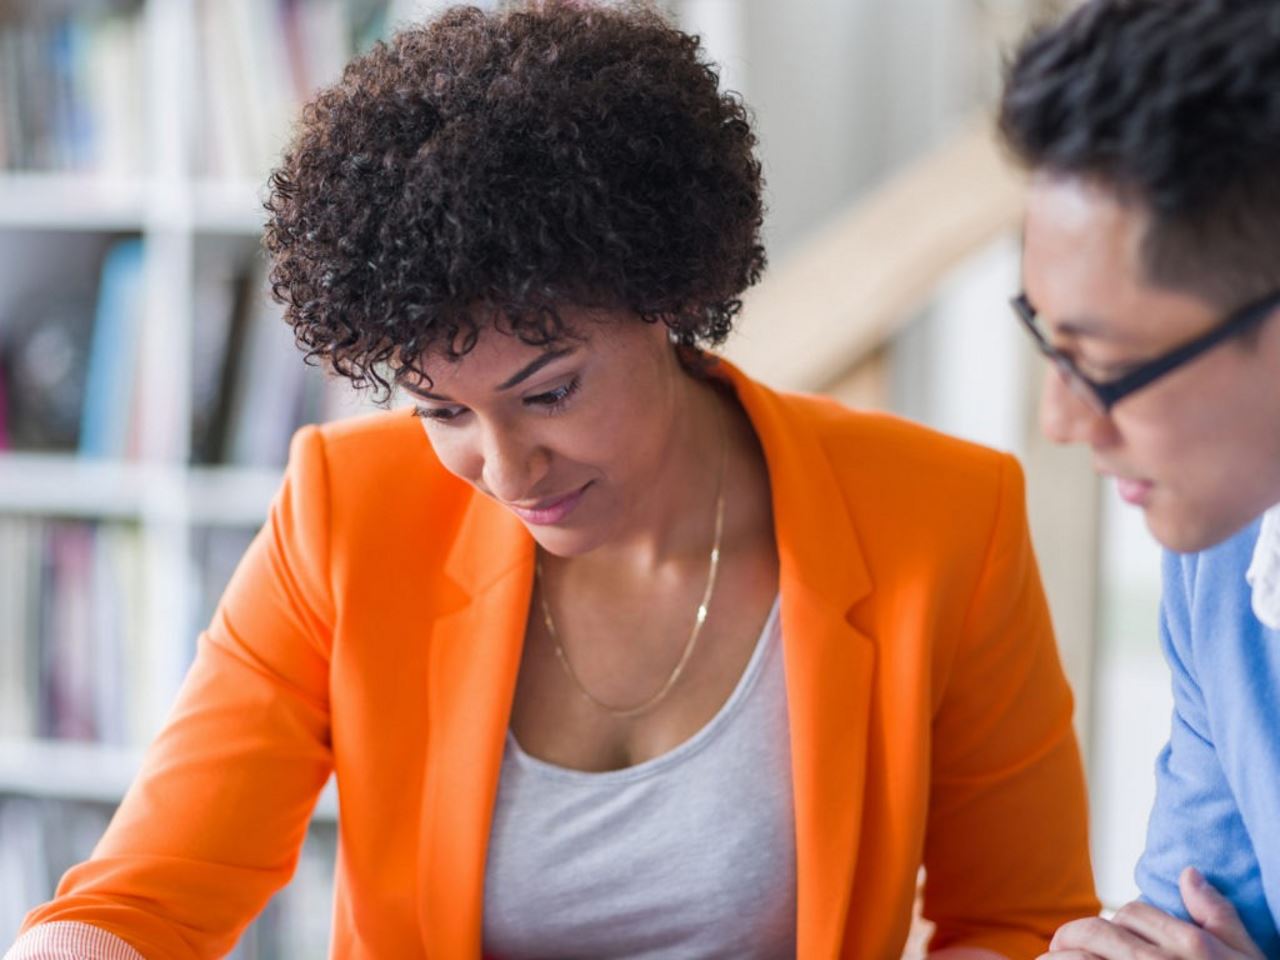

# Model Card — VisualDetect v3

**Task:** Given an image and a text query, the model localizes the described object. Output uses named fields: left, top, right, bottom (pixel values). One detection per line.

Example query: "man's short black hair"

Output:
left=999, top=0, right=1280, bottom=307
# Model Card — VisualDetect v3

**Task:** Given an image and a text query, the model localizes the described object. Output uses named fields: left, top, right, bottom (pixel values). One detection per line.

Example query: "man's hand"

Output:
left=1041, top=867, right=1265, bottom=959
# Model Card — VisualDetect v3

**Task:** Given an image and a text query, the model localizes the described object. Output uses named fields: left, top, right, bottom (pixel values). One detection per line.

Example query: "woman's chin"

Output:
left=524, top=521, right=610, bottom=559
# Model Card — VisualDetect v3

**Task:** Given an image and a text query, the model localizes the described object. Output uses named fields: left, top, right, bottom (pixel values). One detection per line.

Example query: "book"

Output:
left=0, top=287, right=97, bottom=451
left=0, top=797, right=336, bottom=957
left=0, top=8, right=143, bottom=174
left=196, top=0, right=394, bottom=179
left=0, top=357, right=10, bottom=450
left=0, top=516, right=39, bottom=740
left=0, top=517, right=146, bottom=746
left=191, top=247, right=250, bottom=465
left=78, top=238, right=145, bottom=459
left=41, top=522, right=98, bottom=742
left=223, top=264, right=310, bottom=467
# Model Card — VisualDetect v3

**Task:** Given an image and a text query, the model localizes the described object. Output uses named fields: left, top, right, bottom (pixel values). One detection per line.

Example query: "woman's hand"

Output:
left=1041, top=867, right=1265, bottom=960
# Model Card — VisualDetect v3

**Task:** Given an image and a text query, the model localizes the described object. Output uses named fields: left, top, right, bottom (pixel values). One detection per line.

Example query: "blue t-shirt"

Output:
left=1136, top=517, right=1280, bottom=954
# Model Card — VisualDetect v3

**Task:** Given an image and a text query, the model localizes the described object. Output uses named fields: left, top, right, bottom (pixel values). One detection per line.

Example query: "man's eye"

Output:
left=1054, top=345, right=1134, bottom=382
left=1083, top=359, right=1141, bottom=381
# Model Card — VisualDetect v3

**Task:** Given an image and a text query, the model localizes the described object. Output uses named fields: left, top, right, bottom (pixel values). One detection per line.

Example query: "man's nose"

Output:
left=1039, top=367, right=1116, bottom=449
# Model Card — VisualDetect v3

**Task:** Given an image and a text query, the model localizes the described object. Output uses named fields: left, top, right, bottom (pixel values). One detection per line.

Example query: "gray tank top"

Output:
left=481, top=596, right=795, bottom=960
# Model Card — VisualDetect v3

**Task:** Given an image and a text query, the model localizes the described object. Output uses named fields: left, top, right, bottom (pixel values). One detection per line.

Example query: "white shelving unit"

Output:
left=0, top=13, right=374, bottom=953
left=0, top=0, right=378, bottom=815
left=0, top=174, right=150, bottom=231
left=0, top=739, right=339, bottom=821
left=190, top=178, right=271, bottom=235
left=0, top=454, right=280, bottom=525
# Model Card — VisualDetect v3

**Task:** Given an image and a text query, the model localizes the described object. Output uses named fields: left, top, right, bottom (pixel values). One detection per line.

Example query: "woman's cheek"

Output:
left=423, top=428, right=483, bottom=485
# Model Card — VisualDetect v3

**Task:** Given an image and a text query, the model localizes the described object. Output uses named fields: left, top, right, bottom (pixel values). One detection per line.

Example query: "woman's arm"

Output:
left=922, top=456, right=1100, bottom=958
left=9, top=427, right=337, bottom=959
left=4, top=921, right=144, bottom=960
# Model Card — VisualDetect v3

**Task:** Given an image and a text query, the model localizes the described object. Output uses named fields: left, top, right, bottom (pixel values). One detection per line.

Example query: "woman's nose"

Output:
left=481, top=426, right=550, bottom=503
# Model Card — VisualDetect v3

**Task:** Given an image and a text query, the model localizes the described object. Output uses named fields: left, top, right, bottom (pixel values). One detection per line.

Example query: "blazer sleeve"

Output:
left=921, top=455, right=1100, bottom=958
left=15, top=426, right=336, bottom=960
left=1134, top=550, right=1280, bottom=955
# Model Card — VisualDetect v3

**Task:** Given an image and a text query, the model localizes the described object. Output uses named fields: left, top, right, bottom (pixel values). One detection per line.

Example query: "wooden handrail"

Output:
left=725, top=122, right=1026, bottom=392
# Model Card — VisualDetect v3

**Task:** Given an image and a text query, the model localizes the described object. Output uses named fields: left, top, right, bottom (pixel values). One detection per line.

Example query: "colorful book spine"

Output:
left=0, top=360, right=10, bottom=451
left=0, top=9, right=143, bottom=174
left=78, top=238, right=144, bottom=460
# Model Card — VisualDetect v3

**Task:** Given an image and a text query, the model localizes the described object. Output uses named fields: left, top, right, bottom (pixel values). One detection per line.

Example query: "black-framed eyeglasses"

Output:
left=1011, top=288, right=1280, bottom=414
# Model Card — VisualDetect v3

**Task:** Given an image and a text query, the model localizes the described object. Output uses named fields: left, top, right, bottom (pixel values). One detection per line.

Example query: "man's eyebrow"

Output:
left=1053, top=316, right=1110, bottom=339
left=400, top=347, right=576, bottom=402
left=1031, top=300, right=1119, bottom=341
left=1052, top=315, right=1141, bottom=344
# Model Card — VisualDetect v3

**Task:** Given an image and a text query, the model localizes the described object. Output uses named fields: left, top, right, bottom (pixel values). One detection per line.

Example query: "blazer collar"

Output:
left=718, top=360, right=877, bottom=956
left=416, top=359, right=877, bottom=958
left=417, top=491, right=534, bottom=956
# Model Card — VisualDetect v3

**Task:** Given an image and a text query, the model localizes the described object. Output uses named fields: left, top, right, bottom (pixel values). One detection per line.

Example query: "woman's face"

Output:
left=404, top=310, right=692, bottom=557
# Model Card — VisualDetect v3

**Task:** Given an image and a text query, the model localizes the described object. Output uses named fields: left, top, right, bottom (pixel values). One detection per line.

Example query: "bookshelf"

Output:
left=0, top=0, right=391, bottom=953
left=0, top=739, right=339, bottom=819
left=0, top=174, right=149, bottom=230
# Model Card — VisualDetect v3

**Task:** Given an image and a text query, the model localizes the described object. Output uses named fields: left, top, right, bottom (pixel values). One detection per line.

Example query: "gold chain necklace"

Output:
left=535, top=403, right=728, bottom=718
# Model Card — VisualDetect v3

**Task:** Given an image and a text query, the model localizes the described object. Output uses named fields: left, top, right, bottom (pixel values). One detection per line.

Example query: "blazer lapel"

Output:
left=416, top=491, right=534, bottom=957
left=411, top=363, right=878, bottom=958
left=725, top=364, right=877, bottom=959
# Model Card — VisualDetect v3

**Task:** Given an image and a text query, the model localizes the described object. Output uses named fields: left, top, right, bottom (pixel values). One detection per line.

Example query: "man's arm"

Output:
left=1132, top=550, right=1278, bottom=953
left=1047, top=547, right=1278, bottom=960
left=1050, top=867, right=1264, bottom=959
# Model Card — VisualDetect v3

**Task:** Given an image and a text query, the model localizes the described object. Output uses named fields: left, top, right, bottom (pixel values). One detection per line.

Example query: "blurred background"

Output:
left=0, top=0, right=1168, bottom=955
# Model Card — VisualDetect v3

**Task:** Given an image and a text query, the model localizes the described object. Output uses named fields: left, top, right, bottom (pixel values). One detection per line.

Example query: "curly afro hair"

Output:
left=263, top=0, right=766, bottom=397
left=998, top=0, right=1280, bottom=306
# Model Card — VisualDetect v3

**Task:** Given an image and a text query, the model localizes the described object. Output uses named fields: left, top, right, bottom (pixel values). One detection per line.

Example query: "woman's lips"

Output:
left=506, top=482, right=591, bottom=525
left=1116, top=476, right=1154, bottom=507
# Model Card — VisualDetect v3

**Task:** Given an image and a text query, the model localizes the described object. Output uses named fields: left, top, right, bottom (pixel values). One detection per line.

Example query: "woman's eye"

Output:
left=525, top=376, right=580, bottom=412
left=413, top=405, right=466, bottom=423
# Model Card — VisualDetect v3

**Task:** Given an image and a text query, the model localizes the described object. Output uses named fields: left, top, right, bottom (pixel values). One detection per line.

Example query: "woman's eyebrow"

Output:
left=494, top=347, right=576, bottom=391
left=401, top=347, right=577, bottom=402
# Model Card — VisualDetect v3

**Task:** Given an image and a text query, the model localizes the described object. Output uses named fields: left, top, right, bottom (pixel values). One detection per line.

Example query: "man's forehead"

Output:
left=1020, top=176, right=1166, bottom=343
left=1025, top=173, right=1143, bottom=241
left=1024, top=176, right=1148, bottom=292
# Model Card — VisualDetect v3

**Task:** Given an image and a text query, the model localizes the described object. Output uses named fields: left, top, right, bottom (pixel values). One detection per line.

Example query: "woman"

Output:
left=9, top=3, right=1098, bottom=958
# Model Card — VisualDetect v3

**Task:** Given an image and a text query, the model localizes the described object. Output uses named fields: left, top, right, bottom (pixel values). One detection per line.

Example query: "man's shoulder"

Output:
left=1160, top=516, right=1273, bottom=694
left=1164, top=518, right=1263, bottom=597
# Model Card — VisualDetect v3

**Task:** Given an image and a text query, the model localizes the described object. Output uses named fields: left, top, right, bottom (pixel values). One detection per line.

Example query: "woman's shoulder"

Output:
left=314, top=406, right=427, bottom=452
left=774, top=389, right=1012, bottom=491
left=285, top=408, right=469, bottom=521
left=310, top=408, right=447, bottom=475
left=749, top=388, right=1021, bottom=562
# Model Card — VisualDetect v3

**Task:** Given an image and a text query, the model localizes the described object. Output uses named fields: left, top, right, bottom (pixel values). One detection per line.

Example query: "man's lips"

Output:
left=504, top=482, right=592, bottom=525
left=1113, top=475, right=1155, bottom=506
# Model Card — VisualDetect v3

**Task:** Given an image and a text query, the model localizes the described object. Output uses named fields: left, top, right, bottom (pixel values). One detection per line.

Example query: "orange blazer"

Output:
left=23, top=361, right=1098, bottom=958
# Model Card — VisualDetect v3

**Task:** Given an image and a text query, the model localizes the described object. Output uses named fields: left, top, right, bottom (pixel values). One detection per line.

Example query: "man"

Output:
left=998, top=0, right=1280, bottom=957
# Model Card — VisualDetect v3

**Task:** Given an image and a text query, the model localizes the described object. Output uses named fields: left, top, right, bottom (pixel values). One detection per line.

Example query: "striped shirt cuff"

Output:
left=4, top=922, right=145, bottom=960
